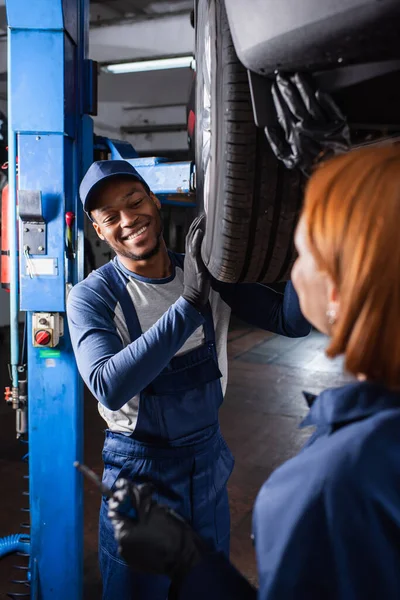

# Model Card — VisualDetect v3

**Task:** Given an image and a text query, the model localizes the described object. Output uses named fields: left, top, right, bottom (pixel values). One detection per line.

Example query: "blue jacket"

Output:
left=178, top=382, right=400, bottom=599
left=67, top=255, right=310, bottom=412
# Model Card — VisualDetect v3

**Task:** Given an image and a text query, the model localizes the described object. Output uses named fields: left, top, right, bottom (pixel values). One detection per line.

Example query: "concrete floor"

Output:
left=0, top=323, right=352, bottom=598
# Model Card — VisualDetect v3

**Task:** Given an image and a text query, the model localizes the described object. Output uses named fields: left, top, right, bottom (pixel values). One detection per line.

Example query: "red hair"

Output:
left=303, top=144, right=400, bottom=387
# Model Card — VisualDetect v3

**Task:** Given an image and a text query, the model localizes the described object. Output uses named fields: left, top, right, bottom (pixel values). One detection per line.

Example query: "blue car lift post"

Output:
left=4, top=1, right=195, bottom=598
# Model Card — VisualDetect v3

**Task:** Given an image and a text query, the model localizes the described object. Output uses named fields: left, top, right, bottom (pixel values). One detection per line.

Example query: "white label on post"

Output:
left=25, top=258, right=58, bottom=276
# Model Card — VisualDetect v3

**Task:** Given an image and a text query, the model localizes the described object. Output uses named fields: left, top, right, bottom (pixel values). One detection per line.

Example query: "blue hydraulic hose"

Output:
left=0, top=534, right=30, bottom=558
left=7, top=30, right=19, bottom=390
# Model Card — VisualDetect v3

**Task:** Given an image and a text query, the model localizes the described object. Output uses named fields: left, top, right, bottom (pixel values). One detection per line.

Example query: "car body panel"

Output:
left=224, top=0, right=400, bottom=74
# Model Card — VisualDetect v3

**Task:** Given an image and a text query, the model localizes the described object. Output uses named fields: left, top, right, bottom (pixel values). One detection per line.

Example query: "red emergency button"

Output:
left=35, top=329, right=51, bottom=346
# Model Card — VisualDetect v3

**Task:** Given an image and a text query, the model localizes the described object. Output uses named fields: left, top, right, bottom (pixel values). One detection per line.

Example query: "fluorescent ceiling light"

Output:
left=103, top=56, right=195, bottom=74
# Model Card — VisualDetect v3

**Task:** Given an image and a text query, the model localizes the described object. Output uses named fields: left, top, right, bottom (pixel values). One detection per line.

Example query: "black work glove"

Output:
left=108, top=478, right=207, bottom=583
left=264, top=72, right=351, bottom=174
left=182, top=214, right=211, bottom=311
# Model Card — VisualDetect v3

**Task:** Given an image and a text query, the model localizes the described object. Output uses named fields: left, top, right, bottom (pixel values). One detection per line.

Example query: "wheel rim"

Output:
left=201, top=10, right=212, bottom=214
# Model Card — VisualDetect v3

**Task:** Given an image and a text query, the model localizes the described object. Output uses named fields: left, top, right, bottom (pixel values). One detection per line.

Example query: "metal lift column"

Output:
left=6, top=1, right=94, bottom=597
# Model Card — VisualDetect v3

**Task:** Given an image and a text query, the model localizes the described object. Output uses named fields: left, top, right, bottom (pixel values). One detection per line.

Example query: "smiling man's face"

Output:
left=91, top=176, right=163, bottom=262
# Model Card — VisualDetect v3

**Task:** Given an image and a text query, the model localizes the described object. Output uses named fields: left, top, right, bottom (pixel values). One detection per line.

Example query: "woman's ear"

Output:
left=326, top=277, right=340, bottom=326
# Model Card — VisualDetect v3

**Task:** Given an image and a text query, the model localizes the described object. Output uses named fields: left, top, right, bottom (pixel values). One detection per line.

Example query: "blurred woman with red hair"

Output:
left=108, top=143, right=400, bottom=600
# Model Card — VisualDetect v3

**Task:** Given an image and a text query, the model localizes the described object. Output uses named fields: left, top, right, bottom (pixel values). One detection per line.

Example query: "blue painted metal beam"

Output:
left=95, top=136, right=197, bottom=207
left=6, top=1, right=93, bottom=598
left=131, top=159, right=194, bottom=195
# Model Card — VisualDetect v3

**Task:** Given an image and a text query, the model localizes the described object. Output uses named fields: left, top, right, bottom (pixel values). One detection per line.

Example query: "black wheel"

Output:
left=195, top=0, right=304, bottom=283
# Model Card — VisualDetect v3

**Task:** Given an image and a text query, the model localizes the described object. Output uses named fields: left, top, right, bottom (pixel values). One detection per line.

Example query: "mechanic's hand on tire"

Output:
left=182, top=214, right=211, bottom=311
left=264, top=72, right=351, bottom=174
left=108, top=478, right=206, bottom=582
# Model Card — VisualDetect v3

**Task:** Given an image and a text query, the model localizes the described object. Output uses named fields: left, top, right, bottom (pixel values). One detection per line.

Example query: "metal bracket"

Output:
left=247, top=69, right=273, bottom=129
left=18, top=190, right=47, bottom=255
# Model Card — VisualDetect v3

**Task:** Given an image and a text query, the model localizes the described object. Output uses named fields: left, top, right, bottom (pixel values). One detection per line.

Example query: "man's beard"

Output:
left=115, top=234, right=161, bottom=261
left=106, top=221, right=163, bottom=262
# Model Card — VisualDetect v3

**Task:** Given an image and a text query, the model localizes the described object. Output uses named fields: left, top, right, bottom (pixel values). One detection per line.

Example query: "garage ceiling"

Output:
left=91, top=0, right=193, bottom=25
left=0, top=1, right=192, bottom=34
left=0, top=0, right=194, bottom=153
left=0, top=0, right=194, bottom=68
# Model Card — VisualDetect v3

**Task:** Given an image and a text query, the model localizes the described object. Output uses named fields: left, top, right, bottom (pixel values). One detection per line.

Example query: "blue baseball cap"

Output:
left=79, top=160, right=151, bottom=219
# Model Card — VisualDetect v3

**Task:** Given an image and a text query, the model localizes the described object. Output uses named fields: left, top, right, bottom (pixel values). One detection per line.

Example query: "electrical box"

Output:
left=32, top=312, right=64, bottom=347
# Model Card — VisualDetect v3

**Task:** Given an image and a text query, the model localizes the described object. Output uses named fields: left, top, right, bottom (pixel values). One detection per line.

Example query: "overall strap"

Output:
left=202, top=301, right=216, bottom=345
left=97, top=261, right=142, bottom=342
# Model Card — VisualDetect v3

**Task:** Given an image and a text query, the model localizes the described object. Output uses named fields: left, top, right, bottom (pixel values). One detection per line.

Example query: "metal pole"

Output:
left=7, top=28, right=19, bottom=389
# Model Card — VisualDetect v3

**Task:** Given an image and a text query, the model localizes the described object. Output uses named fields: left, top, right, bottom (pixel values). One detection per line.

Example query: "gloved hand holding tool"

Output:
left=108, top=478, right=207, bottom=584
left=182, top=214, right=210, bottom=312
left=264, top=72, right=351, bottom=174
left=75, top=461, right=206, bottom=586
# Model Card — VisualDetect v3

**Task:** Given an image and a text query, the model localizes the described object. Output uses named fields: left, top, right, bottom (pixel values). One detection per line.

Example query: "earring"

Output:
left=326, top=307, right=337, bottom=326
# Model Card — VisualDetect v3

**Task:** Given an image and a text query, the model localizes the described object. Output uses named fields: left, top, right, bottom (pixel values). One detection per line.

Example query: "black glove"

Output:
left=182, top=214, right=210, bottom=311
left=108, top=478, right=206, bottom=583
left=264, top=72, right=351, bottom=174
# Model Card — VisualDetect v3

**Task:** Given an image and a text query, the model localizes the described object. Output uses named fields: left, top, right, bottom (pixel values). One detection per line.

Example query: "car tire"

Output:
left=195, top=0, right=304, bottom=283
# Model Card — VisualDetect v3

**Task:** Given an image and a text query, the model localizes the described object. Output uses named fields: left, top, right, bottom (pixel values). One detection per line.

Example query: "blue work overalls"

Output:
left=98, top=258, right=235, bottom=600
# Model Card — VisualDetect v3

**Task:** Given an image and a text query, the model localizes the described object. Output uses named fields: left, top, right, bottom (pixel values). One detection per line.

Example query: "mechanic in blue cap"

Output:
left=107, top=145, right=400, bottom=599
left=67, top=159, right=310, bottom=600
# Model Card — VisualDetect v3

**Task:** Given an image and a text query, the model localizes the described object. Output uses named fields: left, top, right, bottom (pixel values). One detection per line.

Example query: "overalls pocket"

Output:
left=101, top=449, right=130, bottom=495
